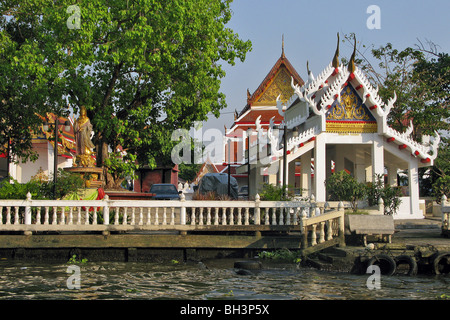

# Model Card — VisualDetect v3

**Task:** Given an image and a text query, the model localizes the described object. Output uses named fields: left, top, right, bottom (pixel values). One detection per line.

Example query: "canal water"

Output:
left=0, top=259, right=448, bottom=300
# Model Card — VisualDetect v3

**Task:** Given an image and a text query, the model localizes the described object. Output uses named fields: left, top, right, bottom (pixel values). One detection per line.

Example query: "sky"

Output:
left=202, top=0, right=450, bottom=133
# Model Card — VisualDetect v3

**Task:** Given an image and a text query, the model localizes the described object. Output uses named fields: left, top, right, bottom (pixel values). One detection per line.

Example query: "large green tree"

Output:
left=1, top=0, right=251, bottom=183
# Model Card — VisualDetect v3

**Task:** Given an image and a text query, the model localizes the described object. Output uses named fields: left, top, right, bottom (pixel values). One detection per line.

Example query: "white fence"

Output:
left=0, top=192, right=345, bottom=251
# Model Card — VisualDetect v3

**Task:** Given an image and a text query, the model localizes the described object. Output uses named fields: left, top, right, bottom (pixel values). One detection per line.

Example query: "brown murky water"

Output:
left=0, top=259, right=448, bottom=300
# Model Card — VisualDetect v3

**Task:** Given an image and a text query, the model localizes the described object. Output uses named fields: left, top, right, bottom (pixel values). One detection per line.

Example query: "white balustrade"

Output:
left=0, top=192, right=345, bottom=252
left=442, top=195, right=449, bottom=233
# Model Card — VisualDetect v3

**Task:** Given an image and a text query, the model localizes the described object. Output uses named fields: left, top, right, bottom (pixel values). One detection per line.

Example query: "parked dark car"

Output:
left=198, top=173, right=239, bottom=199
left=149, top=183, right=181, bottom=200
left=238, top=185, right=248, bottom=200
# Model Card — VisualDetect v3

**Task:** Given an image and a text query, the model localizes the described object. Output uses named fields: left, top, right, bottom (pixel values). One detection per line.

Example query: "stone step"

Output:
left=394, top=218, right=441, bottom=230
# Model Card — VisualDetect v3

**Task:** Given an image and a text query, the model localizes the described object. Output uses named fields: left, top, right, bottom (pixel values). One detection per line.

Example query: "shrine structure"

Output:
left=223, top=39, right=304, bottom=188
left=237, top=34, right=440, bottom=219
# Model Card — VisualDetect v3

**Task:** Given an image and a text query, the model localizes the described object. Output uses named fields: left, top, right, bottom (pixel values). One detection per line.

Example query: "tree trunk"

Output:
left=96, top=139, right=109, bottom=188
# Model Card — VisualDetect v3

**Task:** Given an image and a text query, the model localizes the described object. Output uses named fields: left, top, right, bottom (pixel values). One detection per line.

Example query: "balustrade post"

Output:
left=254, top=194, right=261, bottom=225
left=311, top=224, right=317, bottom=246
left=310, top=194, right=316, bottom=217
left=338, top=201, right=346, bottom=247
left=139, top=207, right=144, bottom=225
left=180, top=193, right=186, bottom=225
left=14, top=207, right=19, bottom=225
left=6, top=207, right=11, bottom=225
left=319, top=203, right=324, bottom=216
left=326, top=220, right=333, bottom=240
left=319, top=222, right=325, bottom=243
left=299, top=208, right=307, bottom=249
left=442, top=195, right=448, bottom=231
left=378, top=197, right=384, bottom=215
left=25, top=192, right=32, bottom=225
left=68, top=207, right=73, bottom=225
left=102, top=194, right=110, bottom=225
left=206, top=207, right=211, bottom=225
left=199, top=207, right=204, bottom=225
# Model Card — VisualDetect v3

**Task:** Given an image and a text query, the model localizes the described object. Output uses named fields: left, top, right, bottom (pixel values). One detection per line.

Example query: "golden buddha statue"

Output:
left=74, top=106, right=96, bottom=167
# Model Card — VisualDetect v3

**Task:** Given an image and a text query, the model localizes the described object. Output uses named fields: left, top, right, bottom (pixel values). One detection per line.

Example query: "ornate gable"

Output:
left=252, top=66, right=297, bottom=106
left=246, top=50, right=304, bottom=108
left=326, top=84, right=377, bottom=133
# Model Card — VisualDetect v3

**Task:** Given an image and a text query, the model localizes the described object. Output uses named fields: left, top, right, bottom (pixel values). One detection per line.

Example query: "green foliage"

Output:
left=67, top=254, right=88, bottom=264
left=434, top=175, right=450, bottom=202
left=342, top=35, right=449, bottom=202
left=0, top=177, right=41, bottom=199
left=366, top=174, right=402, bottom=215
left=258, top=249, right=302, bottom=264
left=0, top=169, right=83, bottom=200
left=381, top=186, right=402, bottom=216
left=325, top=171, right=367, bottom=212
left=178, top=163, right=201, bottom=182
left=1, top=1, right=252, bottom=175
left=259, top=183, right=294, bottom=201
left=41, top=169, right=85, bottom=200
left=430, top=138, right=450, bottom=201
left=345, top=210, right=369, bottom=215
left=103, top=152, right=138, bottom=190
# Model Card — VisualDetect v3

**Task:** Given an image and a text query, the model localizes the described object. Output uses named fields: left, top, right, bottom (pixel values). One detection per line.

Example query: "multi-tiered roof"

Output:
left=264, top=33, right=440, bottom=166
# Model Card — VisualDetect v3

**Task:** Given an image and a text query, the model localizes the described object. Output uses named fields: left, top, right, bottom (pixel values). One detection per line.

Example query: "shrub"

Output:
left=0, top=169, right=84, bottom=200
left=325, top=170, right=367, bottom=212
left=259, top=183, right=294, bottom=201
left=0, top=178, right=41, bottom=199
left=39, top=169, right=85, bottom=199
left=366, top=174, right=402, bottom=215
left=192, top=191, right=232, bottom=201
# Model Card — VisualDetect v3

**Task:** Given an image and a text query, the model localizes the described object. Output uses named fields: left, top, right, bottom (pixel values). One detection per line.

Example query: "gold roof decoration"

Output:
left=347, top=35, right=356, bottom=74
left=332, top=32, right=340, bottom=69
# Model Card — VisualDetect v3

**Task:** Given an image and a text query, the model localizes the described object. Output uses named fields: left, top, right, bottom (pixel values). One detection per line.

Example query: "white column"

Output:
left=387, top=167, right=398, bottom=186
left=408, top=159, right=421, bottom=218
left=288, top=159, right=296, bottom=190
left=372, top=136, right=384, bottom=182
left=355, top=148, right=366, bottom=183
left=314, top=135, right=326, bottom=202
left=301, top=151, right=311, bottom=198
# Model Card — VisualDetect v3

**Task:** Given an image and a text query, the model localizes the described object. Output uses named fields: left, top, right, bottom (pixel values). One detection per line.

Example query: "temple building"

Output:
left=236, top=34, right=440, bottom=219
left=4, top=113, right=76, bottom=183
left=223, top=39, right=304, bottom=188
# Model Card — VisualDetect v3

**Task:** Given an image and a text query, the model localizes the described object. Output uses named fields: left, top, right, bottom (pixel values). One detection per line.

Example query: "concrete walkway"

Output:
left=391, top=216, right=448, bottom=248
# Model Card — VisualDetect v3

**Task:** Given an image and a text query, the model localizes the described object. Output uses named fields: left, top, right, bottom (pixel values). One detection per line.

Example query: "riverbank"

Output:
left=0, top=215, right=448, bottom=276
left=298, top=216, right=449, bottom=275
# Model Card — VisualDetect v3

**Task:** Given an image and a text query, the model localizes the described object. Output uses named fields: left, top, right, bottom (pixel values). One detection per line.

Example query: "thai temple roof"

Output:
left=266, top=33, right=440, bottom=166
left=228, top=38, right=304, bottom=135
left=33, top=113, right=76, bottom=158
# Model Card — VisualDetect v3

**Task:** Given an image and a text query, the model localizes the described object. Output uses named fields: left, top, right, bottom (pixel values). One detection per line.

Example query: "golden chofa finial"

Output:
left=332, top=32, right=340, bottom=69
left=347, top=35, right=357, bottom=74
left=281, top=34, right=285, bottom=58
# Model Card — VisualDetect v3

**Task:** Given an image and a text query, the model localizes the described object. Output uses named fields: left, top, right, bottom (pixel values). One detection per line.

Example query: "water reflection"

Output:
left=0, top=260, right=448, bottom=300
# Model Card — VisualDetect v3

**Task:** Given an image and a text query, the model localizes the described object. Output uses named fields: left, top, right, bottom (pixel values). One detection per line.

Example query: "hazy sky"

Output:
left=202, top=0, right=450, bottom=133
